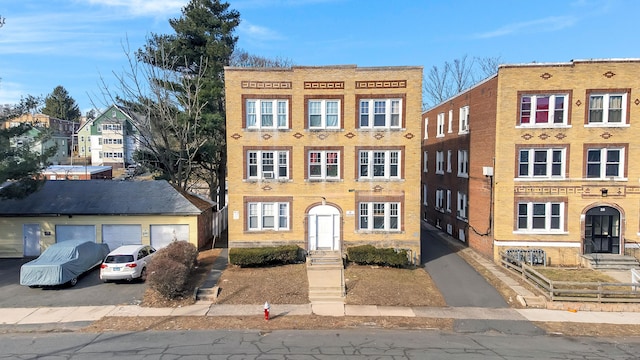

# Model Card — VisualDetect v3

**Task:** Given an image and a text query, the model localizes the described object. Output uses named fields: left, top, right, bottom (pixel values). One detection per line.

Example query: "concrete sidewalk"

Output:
left=2, top=303, right=640, bottom=327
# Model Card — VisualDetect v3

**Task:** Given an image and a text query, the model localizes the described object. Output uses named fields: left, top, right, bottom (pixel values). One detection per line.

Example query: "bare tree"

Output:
left=423, top=55, right=501, bottom=110
left=423, top=63, right=451, bottom=109
left=98, top=39, right=210, bottom=192
left=230, top=49, right=294, bottom=68
left=475, top=55, right=502, bottom=78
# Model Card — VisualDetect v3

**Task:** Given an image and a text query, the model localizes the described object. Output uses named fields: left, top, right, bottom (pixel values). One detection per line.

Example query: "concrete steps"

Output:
left=583, top=254, right=640, bottom=270
left=195, top=286, right=219, bottom=302
left=307, top=250, right=345, bottom=304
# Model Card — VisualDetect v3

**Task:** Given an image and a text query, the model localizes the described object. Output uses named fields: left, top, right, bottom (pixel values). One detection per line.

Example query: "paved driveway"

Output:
left=0, top=258, right=146, bottom=308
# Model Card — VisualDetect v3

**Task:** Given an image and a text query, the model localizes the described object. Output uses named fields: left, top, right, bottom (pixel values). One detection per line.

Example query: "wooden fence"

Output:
left=500, top=252, right=640, bottom=303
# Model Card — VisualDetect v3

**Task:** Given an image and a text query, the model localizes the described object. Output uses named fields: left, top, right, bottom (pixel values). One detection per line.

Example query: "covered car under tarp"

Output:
left=20, top=240, right=110, bottom=286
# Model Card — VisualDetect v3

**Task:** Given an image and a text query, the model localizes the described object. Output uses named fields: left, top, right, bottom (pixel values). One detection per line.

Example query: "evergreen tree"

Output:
left=136, top=0, right=240, bottom=206
left=42, top=85, right=81, bottom=122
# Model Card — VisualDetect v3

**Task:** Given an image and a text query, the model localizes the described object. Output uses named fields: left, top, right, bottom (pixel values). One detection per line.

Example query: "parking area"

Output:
left=0, top=258, right=147, bottom=308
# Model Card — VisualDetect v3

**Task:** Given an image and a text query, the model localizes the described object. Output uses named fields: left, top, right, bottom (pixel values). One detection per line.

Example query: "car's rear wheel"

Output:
left=139, top=267, right=147, bottom=282
left=69, top=278, right=78, bottom=287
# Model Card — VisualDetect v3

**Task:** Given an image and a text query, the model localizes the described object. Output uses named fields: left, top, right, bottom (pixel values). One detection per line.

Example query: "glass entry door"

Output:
left=584, top=207, right=620, bottom=254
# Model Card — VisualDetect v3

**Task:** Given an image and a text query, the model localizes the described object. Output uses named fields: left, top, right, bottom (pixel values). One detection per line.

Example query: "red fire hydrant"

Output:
left=264, top=301, right=271, bottom=320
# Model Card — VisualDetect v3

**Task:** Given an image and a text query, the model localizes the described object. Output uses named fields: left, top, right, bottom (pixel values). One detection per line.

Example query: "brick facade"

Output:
left=423, top=59, right=640, bottom=266
left=225, top=65, right=423, bottom=263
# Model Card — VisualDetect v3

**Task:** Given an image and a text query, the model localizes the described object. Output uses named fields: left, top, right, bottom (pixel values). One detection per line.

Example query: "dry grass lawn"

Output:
left=81, top=246, right=640, bottom=336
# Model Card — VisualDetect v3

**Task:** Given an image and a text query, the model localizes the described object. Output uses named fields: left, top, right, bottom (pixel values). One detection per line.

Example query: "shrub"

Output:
left=156, top=241, right=199, bottom=272
left=347, top=245, right=410, bottom=268
left=229, top=245, right=301, bottom=267
left=146, top=256, right=190, bottom=299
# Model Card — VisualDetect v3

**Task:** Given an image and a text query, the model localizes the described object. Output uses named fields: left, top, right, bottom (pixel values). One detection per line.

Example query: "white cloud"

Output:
left=233, top=0, right=342, bottom=9
left=238, top=21, right=284, bottom=42
left=472, top=16, right=578, bottom=39
left=82, top=0, right=186, bottom=17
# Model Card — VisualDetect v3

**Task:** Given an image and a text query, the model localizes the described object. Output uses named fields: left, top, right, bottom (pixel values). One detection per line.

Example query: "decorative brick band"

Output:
left=304, top=81, right=344, bottom=89
left=355, top=80, right=406, bottom=89
left=241, top=81, right=292, bottom=89
left=515, top=185, right=630, bottom=197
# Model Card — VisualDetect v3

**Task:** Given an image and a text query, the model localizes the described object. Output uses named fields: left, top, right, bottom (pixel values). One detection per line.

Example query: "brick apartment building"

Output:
left=224, top=65, right=423, bottom=263
left=423, top=59, right=640, bottom=266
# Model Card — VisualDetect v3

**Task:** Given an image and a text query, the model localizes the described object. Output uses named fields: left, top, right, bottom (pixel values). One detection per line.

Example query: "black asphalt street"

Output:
left=1, top=329, right=638, bottom=359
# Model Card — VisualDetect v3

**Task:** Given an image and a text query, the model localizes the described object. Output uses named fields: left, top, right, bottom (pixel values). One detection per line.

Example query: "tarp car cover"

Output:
left=20, top=240, right=110, bottom=286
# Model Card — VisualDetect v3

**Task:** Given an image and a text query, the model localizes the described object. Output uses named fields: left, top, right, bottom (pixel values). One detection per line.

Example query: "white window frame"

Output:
left=308, top=99, right=340, bottom=129
left=423, top=184, right=428, bottom=206
left=435, top=151, right=444, bottom=174
left=586, top=147, right=625, bottom=179
left=446, top=150, right=452, bottom=173
left=459, top=106, right=470, bottom=134
left=446, top=190, right=451, bottom=213
left=435, top=189, right=444, bottom=211
left=359, top=98, right=402, bottom=129
left=423, top=151, right=428, bottom=173
left=448, top=110, right=453, bottom=133
left=457, top=191, right=468, bottom=221
left=436, top=113, right=445, bottom=137
left=587, top=93, right=627, bottom=126
left=247, top=150, right=289, bottom=180
left=516, top=202, right=564, bottom=233
left=308, top=150, right=340, bottom=180
left=518, top=94, right=568, bottom=127
left=248, top=202, right=290, bottom=231
left=423, top=117, right=429, bottom=139
left=457, top=150, right=469, bottom=178
left=358, top=202, right=401, bottom=232
left=246, top=99, right=289, bottom=129
left=359, top=150, right=401, bottom=180
left=518, top=148, right=566, bottom=179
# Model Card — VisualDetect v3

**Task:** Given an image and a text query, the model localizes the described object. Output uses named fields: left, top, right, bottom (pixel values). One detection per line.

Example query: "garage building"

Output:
left=0, top=180, right=214, bottom=257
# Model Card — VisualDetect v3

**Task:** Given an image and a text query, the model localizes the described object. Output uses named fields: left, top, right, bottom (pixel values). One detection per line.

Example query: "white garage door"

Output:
left=55, top=225, right=96, bottom=243
left=102, top=225, right=142, bottom=251
left=150, top=224, right=189, bottom=249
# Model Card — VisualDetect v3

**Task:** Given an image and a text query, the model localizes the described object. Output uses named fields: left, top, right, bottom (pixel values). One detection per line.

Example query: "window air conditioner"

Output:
left=262, top=171, right=274, bottom=179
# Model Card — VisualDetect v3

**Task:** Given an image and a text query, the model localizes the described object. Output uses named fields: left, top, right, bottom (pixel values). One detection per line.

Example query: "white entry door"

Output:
left=308, top=205, right=340, bottom=251
left=23, top=224, right=41, bottom=257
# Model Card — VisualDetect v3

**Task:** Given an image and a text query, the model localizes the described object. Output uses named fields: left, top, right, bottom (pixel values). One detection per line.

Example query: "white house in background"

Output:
left=76, top=104, right=141, bottom=169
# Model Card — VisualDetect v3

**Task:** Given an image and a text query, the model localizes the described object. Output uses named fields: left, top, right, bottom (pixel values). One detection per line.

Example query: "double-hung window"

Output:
left=459, top=106, right=469, bottom=133
left=436, top=113, right=445, bottom=137
left=308, top=99, right=340, bottom=129
left=518, top=148, right=565, bottom=178
left=457, top=150, right=469, bottom=177
left=586, top=147, right=625, bottom=179
left=517, top=202, right=564, bottom=232
left=359, top=149, right=401, bottom=179
left=435, top=189, right=444, bottom=211
left=448, top=110, right=453, bottom=133
left=358, top=98, right=402, bottom=129
left=358, top=202, right=400, bottom=231
left=457, top=192, right=468, bottom=220
left=246, top=99, right=288, bottom=129
left=423, top=151, right=428, bottom=173
left=247, top=150, right=289, bottom=180
left=588, top=93, right=626, bottom=125
left=435, top=151, right=444, bottom=174
left=248, top=202, right=289, bottom=231
left=519, top=94, right=568, bottom=126
left=308, top=150, right=340, bottom=180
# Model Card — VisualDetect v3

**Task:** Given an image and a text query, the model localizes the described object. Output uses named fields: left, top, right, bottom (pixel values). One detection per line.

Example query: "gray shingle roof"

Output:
left=0, top=180, right=210, bottom=216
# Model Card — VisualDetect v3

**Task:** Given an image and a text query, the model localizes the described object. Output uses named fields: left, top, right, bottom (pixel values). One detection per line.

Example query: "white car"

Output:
left=100, top=245, right=156, bottom=282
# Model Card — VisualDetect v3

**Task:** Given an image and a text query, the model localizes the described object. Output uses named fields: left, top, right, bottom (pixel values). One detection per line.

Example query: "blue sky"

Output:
left=0, top=0, right=638, bottom=114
